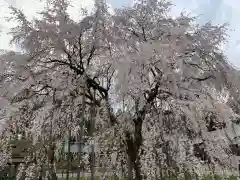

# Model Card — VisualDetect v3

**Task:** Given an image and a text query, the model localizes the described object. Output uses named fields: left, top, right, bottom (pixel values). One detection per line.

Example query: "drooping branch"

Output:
left=190, top=75, right=215, bottom=82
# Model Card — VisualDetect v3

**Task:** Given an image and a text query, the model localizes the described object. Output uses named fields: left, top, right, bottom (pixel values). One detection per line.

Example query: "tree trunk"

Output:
left=90, top=146, right=95, bottom=180
left=90, top=98, right=96, bottom=180
left=66, top=130, right=71, bottom=180
left=18, top=163, right=26, bottom=180
left=76, top=127, right=84, bottom=180
left=48, top=164, right=57, bottom=180
left=127, top=154, right=133, bottom=180
left=47, top=143, right=57, bottom=180
left=124, top=85, right=158, bottom=180
left=38, top=164, right=44, bottom=180
left=126, top=116, right=143, bottom=180
left=183, top=169, right=191, bottom=180
left=77, top=78, right=86, bottom=180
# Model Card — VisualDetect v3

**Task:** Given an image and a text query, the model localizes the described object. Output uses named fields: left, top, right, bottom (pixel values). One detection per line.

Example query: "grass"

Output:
left=57, top=175, right=239, bottom=180
left=56, top=170, right=240, bottom=180
left=57, top=177, right=100, bottom=180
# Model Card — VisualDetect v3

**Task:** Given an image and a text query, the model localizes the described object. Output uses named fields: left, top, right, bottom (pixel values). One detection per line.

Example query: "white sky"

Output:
left=0, top=0, right=96, bottom=51
left=171, top=0, right=240, bottom=68
left=1, top=0, right=240, bottom=68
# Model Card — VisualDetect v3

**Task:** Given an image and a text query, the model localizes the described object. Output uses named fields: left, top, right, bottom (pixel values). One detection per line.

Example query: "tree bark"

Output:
left=126, top=116, right=143, bottom=180
left=127, top=154, right=133, bottom=180
left=77, top=80, right=86, bottom=180
left=125, top=83, right=159, bottom=180
left=48, top=144, right=57, bottom=180
left=66, top=130, right=71, bottom=180
left=90, top=96, right=96, bottom=180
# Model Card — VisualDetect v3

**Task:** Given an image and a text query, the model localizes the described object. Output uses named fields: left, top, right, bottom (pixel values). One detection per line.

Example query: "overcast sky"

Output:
left=171, top=0, right=240, bottom=68
left=1, top=0, right=240, bottom=68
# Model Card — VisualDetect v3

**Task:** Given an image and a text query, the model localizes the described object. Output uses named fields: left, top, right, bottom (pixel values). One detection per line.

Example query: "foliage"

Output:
left=0, top=0, right=239, bottom=180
